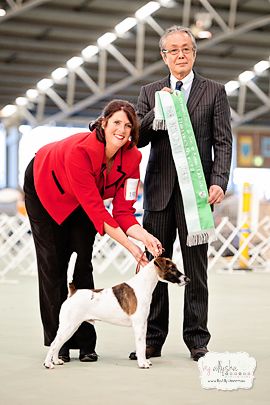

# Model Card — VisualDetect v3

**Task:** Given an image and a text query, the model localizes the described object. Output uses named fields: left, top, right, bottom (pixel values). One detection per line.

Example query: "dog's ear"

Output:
left=154, top=256, right=167, bottom=270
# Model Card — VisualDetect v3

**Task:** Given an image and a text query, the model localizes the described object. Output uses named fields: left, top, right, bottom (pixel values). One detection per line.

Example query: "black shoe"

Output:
left=190, top=346, right=208, bottom=362
left=129, top=345, right=162, bottom=360
left=58, top=346, right=70, bottom=363
left=79, top=350, right=98, bottom=362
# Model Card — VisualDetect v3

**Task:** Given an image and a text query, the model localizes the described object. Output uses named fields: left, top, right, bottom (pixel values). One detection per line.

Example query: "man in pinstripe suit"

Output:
left=129, top=26, right=232, bottom=361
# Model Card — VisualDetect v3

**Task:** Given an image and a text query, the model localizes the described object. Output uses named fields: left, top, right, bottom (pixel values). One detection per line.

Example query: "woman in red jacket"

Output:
left=24, top=99, right=162, bottom=363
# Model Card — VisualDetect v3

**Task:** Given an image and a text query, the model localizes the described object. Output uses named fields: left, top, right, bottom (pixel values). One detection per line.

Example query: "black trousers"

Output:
left=24, top=159, right=97, bottom=351
left=143, top=180, right=210, bottom=351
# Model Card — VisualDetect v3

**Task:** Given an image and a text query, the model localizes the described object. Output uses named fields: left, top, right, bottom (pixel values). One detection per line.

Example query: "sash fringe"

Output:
left=186, top=229, right=216, bottom=246
left=153, top=119, right=167, bottom=131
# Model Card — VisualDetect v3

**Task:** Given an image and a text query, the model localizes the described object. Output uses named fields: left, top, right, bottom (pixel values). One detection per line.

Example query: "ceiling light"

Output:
left=191, top=12, right=212, bottom=39
left=135, top=2, right=160, bottom=20
left=197, top=30, right=212, bottom=39
left=97, top=32, right=117, bottom=48
left=238, top=70, right=255, bottom=83
left=66, top=56, right=83, bottom=70
left=26, top=89, right=39, bottom=100
left=254, top=60, right=270, bottom=75
left=115, top=17, right=137, bottom=35
left=15, top=97, right=28, bottom=106
left=51, top=67, right=68, bottom=81
left=37, top=78, right=53, bottom=91
left=81, top=45, right=99, bottom=61
left=1, top=104, right=17, bottom=117
left=159, top=0, right=176, bottom=7
left=225, top=81, right=240, bottom=95
left=0, top=8, right=6, bottom=17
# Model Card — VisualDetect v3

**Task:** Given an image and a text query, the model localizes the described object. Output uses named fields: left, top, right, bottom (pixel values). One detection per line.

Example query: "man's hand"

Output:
left=208, top=185, right=224, bottom=204
left=161, top=86, right=173, bottom=93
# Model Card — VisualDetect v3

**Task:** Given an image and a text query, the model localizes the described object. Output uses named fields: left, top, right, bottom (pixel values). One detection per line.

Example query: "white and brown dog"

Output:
left=44, top=253, right=190, bottom=369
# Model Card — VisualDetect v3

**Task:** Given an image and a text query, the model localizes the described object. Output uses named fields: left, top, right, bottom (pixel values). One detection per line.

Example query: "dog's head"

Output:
left=153, top=257, right=190, bottom=286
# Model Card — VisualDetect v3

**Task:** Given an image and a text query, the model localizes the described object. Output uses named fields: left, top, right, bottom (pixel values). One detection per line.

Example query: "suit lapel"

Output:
left=105, top=149, right=126, bottom=189
left=157, top=74, right=206, bottom=116
left=158, top=75, right=170, bottom=89
left=88, top=131, right=105, bottom=174
left=187, top=72, right=206, bottom=115
left=89, top=132, right=127, bottom=189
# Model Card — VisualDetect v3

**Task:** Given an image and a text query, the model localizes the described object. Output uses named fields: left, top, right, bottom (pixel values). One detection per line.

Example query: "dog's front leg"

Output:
left=132, top=318, right=152, bottom=369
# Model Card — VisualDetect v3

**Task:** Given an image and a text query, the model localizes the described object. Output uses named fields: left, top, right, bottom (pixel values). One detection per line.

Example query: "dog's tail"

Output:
left=67, top=252, right=77, bottom=297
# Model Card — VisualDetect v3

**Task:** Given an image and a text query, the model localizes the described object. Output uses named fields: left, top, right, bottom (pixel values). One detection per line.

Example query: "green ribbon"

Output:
left=153, top=90, right=215, bottom=246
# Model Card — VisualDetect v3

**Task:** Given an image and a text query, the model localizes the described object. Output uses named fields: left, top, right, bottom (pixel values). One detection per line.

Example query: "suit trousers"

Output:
left=143, top=180, right=211, bottom=351
left=24, top=159, right=97, bottom=351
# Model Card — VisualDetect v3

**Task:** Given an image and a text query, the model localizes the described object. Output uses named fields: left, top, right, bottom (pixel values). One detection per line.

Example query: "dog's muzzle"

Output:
left=179, top=275, right=190, bottom=286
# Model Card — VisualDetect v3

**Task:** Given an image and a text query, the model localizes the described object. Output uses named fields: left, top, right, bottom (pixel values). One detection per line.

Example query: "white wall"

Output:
left=18, top=125, right=87, bottom=187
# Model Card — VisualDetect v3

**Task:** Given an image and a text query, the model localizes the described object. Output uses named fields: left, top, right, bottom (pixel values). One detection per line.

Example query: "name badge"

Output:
left=124, top=178, right=139, bottom=200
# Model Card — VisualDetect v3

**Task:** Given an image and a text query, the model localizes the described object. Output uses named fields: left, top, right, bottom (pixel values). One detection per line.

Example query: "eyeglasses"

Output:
left=162, top=47, right=194, bottom=56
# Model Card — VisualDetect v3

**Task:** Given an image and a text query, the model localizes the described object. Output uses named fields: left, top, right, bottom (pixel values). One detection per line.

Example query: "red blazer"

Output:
left=33, top=130, right=142, bottom=235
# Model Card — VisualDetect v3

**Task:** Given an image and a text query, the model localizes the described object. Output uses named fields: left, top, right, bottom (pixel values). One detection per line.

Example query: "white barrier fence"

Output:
left=207, top=216, right=270, bottom=272
left=1, top=213, right=270, bottom=283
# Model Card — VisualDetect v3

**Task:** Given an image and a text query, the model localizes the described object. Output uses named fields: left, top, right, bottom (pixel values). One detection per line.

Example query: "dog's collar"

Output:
left=135, top=250, right=164, bottom=273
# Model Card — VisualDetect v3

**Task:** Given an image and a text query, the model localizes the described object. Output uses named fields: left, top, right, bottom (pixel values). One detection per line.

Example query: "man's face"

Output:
left=161, top=32, right=196, bottom=80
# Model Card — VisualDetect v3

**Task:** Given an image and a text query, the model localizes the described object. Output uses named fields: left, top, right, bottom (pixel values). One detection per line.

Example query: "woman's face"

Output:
left=103, top=110, right=132, bottom=151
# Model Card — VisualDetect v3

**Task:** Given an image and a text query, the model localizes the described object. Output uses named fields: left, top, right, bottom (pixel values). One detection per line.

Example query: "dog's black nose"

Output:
left=185, top=276, right=191, bottom=283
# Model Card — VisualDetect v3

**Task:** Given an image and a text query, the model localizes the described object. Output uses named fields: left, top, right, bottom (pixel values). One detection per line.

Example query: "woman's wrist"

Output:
left=128, top=225, right=148, bottom=245
left=140, top=229, right=152, bottom=246
left=126, top=239, right=138, bottom=255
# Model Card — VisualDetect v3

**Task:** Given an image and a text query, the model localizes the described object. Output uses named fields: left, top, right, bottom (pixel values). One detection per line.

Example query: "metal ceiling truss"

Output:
left=0, top=0, right=51, bottom=21
left=230, top=74, right=270, bottom=128
left=5, top=0, right=270, bottom=128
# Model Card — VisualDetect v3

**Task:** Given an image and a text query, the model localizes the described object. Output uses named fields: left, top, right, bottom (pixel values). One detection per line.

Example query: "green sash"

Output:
left=153, top=90, right=215, bottom=246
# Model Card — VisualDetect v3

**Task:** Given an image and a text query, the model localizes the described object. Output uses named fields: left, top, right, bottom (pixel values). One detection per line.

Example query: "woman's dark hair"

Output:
left=89, top=99, right=139, bottom=148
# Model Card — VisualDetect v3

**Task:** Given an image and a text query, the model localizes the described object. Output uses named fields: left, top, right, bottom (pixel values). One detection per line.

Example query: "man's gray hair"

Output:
left=159, top=25, right=197, bottom=53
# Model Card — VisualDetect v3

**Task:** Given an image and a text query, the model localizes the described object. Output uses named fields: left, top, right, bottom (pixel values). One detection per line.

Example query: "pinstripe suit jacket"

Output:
left=137, top=71, right=232, bottom=211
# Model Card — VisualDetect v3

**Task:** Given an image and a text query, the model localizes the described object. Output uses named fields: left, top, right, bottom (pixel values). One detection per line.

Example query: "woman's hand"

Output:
left=143, top=232, right=163, bottom=258
left=126, top=224, right=163, bottom=258
left=129, top=242, right=149, bottom=267
left=103, top=223, right=149, bottom=266
left=103, top=223, right=163, bottom=268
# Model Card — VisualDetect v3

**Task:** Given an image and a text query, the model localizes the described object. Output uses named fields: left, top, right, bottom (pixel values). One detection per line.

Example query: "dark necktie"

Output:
left=175, top=81, right=183, bottom=90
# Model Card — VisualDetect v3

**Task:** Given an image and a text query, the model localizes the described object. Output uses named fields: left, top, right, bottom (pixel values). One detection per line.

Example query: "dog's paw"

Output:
left=44, top=361, right=54, bottom=369
left=137, top=359, right=151, bottom=369
left=53, top=358, right=64, bottom=365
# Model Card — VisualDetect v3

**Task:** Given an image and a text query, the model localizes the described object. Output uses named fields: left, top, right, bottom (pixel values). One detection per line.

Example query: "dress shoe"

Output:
left=79, top=350, right=98, bottom=362
left=190, top=346, right=208, bottom=362
left=58, top=347, right=70, bottom=363
left=129, top=345, right=162, bottom=360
